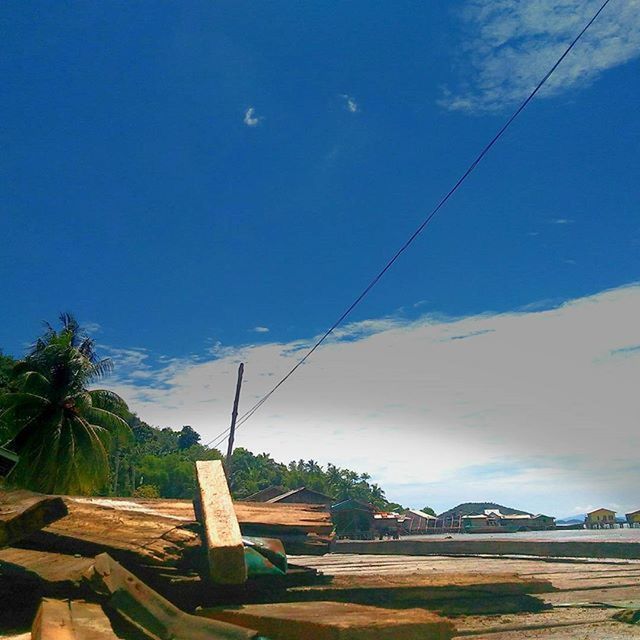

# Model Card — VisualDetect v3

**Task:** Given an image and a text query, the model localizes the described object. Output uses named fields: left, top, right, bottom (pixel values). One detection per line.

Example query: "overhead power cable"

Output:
left=205, top=0, right=612, bottom=451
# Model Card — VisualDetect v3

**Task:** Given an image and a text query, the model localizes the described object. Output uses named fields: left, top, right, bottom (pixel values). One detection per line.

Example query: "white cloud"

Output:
left=441, top=0, right=640, bottom=112
left=82, top=321, right=101, bottom=335
left=551, top=218, right=573, bottom=224
left=109, top=283, right=640, bottom=515
left=252, top=326, right=270, bottom=333
left=340, top=94, right=359, bottom=113
left=101, top=346, right=149, bottom=369
left=243, top=107, right=262, bottom=127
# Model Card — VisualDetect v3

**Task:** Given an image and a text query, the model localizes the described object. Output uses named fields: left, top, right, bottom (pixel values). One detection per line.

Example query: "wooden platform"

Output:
left=292, top=553, right=640, bottom=638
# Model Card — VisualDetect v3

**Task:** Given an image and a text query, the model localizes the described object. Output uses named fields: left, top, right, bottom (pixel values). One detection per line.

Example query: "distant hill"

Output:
left=438, top=502, right=533, bottom=519
left=556, top=515, right=585, bottom=525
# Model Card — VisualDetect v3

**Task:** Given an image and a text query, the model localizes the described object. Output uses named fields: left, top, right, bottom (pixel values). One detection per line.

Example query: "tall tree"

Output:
left=178, top=425, right=200, bottom=450
left=0, top=313, right=131, bottom=494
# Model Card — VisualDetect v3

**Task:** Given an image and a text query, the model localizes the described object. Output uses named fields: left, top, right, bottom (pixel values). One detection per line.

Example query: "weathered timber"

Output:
left=19, top=498, right=203, bottom=568
left=0, top=547, right=93, bottom=592
left=195, top=460, right=247, bottom=585
left=0, top=490, right=67, bottom=547
left=59, top=496, right=333, bottom=535
left=199, top=601, right=456, bottom=640
left=84, top=553, right=263, bottom=640
left=32, top=598, right=125, bottom=640
left=19, top=497, right=331, bottom=564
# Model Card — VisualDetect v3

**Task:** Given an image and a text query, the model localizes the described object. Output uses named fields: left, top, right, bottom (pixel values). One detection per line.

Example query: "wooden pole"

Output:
left=225, top=363, right=244, bottom=477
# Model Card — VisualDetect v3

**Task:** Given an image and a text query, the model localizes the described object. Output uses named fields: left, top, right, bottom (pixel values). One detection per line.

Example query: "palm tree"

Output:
left=0, top=313, right=131, bottom=494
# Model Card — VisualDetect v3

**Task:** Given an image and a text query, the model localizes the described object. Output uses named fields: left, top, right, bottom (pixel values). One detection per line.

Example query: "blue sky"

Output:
left=2, top=1, right=639, bottom=514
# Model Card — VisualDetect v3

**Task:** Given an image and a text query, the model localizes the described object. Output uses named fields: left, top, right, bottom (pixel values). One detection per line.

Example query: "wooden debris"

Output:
left=0, top=547, right=94, bottom=588
left=84, top=553, right=262, bottom=640
left=198, top=601, right=456, bottom=640
left=195, top=461, right=247, bottom=585
left=0, top=490, right=67, bottom=548
left=32, top=598, right=123, bottom=640
left=19, top=496, right=332, bottom=565
left=19, top=497, right=203, bottom=568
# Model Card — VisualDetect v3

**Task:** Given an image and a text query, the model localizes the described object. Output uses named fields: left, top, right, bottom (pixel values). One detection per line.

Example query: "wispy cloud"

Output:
left=243, top=107, right=262, bottom=127
left=82, top=321, right=101, bottom=335
left=340, top=94, right=359, bottom=113
left=441, top=0, right=640, bottom=113
left=251, top=326, right=270, bottom=334
left=109, top=283, right=640, bottom=514
left=550, top=218, right=573, bottom=224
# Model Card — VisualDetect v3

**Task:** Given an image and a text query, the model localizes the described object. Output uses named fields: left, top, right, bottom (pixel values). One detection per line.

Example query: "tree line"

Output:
left=0, top=314, right=405, bottom=510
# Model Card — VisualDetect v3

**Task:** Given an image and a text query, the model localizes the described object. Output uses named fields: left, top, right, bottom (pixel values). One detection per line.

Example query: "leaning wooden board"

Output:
left=194, top=461, right=247, bottom=585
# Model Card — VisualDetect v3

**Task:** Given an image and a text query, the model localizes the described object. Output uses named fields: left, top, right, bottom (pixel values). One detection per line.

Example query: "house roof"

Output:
left=405, top=509, right=437, bottom=520
left=626, top=509, right=640, bottom=517
left=331, top=498, right=376, bottom=512
left=242, top=485, right=287, bottom=502
left=267, top=486, right=334, bottom=503
left=586, top=508, right=616, bottom=515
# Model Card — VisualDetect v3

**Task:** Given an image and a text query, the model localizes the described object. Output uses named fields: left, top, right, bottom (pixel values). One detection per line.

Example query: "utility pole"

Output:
left=225, top=362, right=244, bottom=478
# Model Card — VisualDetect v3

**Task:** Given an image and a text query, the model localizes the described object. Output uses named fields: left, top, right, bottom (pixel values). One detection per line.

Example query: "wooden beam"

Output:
left=32, top=598, right=121, bottom=640
left=195, top=460, right=247, bottom=585
left=199, top=601, right=456, bottom=640
left=85, top=553, right=260, bottom=640
left=0, top=490, right=68, bottom=548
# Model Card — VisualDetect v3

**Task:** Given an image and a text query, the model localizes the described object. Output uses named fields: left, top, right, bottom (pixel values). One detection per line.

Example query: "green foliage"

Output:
left=421, top=506, right=436, bottom=516
left=0, top=314, right=131, bottom=494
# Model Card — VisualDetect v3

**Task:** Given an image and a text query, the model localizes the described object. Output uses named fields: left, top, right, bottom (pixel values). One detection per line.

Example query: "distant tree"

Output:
left=137, top=452, right=197, bottom=498
left=0, top=314, right=131, bottom=494
left=178, top=425, right=200, bottom=450
left=133, top=484, right=160, bottom=499
left=421, top=506, right=436, bottom=516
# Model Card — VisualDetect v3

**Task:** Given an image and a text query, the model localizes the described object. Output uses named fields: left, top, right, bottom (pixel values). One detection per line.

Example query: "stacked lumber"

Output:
left=0, top=484, right=572, bottom=640
left=21, top=495, right=333, bottom=562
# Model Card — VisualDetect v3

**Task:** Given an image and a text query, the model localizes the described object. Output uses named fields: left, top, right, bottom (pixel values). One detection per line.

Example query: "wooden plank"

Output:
left=195, top=461, right=246, bottom=585
left=84, top=553, right=261, bottom=640
left=32, top=598, right=121, bottom=640
left=199, top=601, right=456, bottom=640
left=0, top=490, right=67, bottom=548
left=0, top=548, right=93, bottom=587
left=290, top=572, right=555, bottom=596
left=19, top=498, right=203, bottom=568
